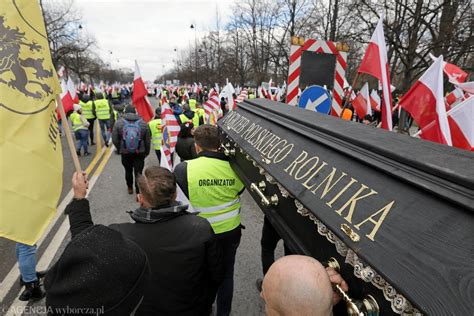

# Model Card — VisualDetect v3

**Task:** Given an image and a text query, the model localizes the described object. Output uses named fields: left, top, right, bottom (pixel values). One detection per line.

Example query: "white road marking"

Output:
left=305, top=94, right=329, bottom=111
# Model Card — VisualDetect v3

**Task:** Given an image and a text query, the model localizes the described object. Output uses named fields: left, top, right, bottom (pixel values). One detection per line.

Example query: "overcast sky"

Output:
left=75, top=0, right=234, bottom=81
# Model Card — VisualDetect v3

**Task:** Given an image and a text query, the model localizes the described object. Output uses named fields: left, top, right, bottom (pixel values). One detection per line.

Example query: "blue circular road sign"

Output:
left=298, top=85, right=332, bottom=114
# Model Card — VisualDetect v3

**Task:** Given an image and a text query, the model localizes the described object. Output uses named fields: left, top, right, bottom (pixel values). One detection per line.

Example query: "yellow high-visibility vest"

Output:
left=148, top=119, right=162, bottom=150
left=187, top=156, right=244, bottom=234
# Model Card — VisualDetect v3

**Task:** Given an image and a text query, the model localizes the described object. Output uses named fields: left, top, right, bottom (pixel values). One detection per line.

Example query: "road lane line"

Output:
left=4, top=146, right=115, bottom=315
left=0, top=145, right=106, bottom=304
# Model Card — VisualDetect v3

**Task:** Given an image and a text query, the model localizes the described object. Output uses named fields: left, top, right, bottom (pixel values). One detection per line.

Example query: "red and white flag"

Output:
left=429, top=53, right=468, bottom=85
left=358, top=17, right=393, bottom=130
left=400, top=56, right=452, bottom=145
left=236, top=88, right=248, bottom=103
left=59, top=78, right=74, bottom=114
left=370, top=89, right=381, bottom=111
left=418, top=96, right=474, bottom=151
left=203, top=93, right=221, bottom=124
left=67, top=77, right=78, bottom=103
left=456, top=81, right=474, bottom=95
left=161, top=101, right=180, bottom=169
left=352, top=83, right=372, bottom=119
left=445, top=88, right=465, bottom=109
left=132, top=60, right=154, bottom=122
left=258, top=86, right=271, bottom=99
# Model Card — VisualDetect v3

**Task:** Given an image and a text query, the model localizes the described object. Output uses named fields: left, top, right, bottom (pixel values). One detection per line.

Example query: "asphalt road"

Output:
left=0, top=98, right=283, bottom=315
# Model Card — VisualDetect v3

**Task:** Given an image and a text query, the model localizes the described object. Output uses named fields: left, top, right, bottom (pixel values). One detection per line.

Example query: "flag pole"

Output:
left=339, top=73, right=360, bottom=118
left=56, top=95, right=82, bottom=173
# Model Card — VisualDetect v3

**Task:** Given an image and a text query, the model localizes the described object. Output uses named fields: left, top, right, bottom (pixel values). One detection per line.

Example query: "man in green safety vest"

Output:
left=148, top=107, right=162, bottom=162
left=79, top=94, right=96, bottom=145
left=94, top=92, right=113, bottom=146
left=179, top=103, right=202, bottom=127
left=174, top=125, right=245, bottom=316
left=70, top=104, right=90, bottom=156
left=189, top=94, right=197, bottom=111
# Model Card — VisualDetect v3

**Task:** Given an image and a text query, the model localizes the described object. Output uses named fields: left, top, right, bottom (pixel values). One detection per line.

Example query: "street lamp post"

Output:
left=190, top=24, right=198, bottom=83
left=290, top=0, right=296, bottom=37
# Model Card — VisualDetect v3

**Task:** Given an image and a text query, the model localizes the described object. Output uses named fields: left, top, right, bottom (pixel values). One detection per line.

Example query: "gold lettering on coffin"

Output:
left=221, top=113, right=394, bottom=242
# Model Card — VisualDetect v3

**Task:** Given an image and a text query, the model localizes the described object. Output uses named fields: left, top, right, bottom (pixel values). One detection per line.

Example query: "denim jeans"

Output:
left=99, top=119, right=111, bottom=143
left=16, top=243, right=38, bottom=283
left=216, top=228, right=241, bottom=316
left=75, top=129, right=89, bottom=153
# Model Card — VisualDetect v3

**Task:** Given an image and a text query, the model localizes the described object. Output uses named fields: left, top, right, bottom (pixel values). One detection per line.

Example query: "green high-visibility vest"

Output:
left=80, top=100, right=95, bottom=119
left=95, top=98, right=110, bottom=120
left=179, top=113, right=200, bottom=127
left=196, top=108, right=205, bottom=119
left=148, top=119, right=162, bottom=150
left=113, top=110, right=118, bottom=121
left=187, top=156, right=244, bottom=234
left=248, top=93, right=256, bottom=99
left=189, top=98, right=197, bottom=110
left=70, top=112, right=87, bottom=131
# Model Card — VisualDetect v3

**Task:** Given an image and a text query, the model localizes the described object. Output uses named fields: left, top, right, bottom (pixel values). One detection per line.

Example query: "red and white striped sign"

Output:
left=286, top=40, right=347, bottom=116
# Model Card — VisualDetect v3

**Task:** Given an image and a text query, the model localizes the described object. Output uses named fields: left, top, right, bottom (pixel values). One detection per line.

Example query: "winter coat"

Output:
left=65, top=199, right=224, bottom=316
left=176, top=136, right=197, bottom=161
left=112, top=112, right=151, bottom=155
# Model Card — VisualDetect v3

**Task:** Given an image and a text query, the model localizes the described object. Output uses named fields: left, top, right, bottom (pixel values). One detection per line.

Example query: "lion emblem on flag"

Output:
left=0, top=15, right=54, bottom=101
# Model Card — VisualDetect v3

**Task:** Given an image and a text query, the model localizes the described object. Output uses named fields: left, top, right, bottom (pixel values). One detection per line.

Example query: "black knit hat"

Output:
left=45, top=225, right=149, bottom=315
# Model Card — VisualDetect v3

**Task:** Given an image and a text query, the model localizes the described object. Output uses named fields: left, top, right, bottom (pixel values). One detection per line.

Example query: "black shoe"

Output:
left=76, top=150, right=81, bottom=156
left=256, top=278, right=263, bottom=292
left=105, top=142, right=110, bottom=147
left=20, top=271, right=47, bottom=287
left=127, top=187, right=133, bottom=194
left=19, top=280, right=45, bottom=301
left=84, top=152, right=91, bottom=156
left=90, top=142, right=96, bottom=146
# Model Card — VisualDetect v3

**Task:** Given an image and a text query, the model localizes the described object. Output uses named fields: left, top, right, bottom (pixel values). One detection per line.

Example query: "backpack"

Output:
left=121, top=119, right=142, bottom=153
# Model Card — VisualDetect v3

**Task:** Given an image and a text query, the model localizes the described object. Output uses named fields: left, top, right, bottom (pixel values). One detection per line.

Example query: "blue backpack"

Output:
left=122, top=120, right=142, bottom=153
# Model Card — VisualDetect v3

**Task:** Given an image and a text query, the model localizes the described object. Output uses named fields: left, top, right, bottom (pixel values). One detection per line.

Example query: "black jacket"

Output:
left=65, top=199, right=224, bottom=316
left=112, top=113, right=151, bottom=155
left=175, top=136, right=197, bottom=161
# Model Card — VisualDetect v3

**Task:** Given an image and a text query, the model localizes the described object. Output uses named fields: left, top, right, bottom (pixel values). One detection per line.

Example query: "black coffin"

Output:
left=218, top=99, right=474, bottom=315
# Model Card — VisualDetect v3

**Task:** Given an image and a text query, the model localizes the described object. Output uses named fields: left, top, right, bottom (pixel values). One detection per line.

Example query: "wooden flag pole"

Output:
left=56, top=95, right=82, bottom=173
left=339, top=73, right=360, bottom=118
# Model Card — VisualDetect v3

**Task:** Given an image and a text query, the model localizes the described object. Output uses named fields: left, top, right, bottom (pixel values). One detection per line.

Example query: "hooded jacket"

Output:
left=65, top=199, right=224, bottom=316
left=112, top=112, right=151, bottom=155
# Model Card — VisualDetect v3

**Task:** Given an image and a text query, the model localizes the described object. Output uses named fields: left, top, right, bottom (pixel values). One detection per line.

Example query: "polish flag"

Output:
left=445, top=88, right=465, bottom=109
left=418, top=96, right=474, bottom=151
left=352, top=83, right=372, bottom=119
left=370, top=89, right=381, bottom=111
left=358, top=17, right=393, bottom=130
left=400, top=56, right=452, bottom=145
left=59, top=78, right=74, bottom=114
left=161, top=101, right=180, bottom=169
left=456, top=81, right=474, bottom=95
left=429, top=53, right=468, bottom=85
left=67, top=77, right=79, bottom=103
left=132, top=60, right=154, bottom=122
left=350, top=89, right=356, bottom=101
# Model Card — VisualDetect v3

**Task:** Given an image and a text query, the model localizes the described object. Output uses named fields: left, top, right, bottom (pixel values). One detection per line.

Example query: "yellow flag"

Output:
left=0, top=0, right=62, bottom=245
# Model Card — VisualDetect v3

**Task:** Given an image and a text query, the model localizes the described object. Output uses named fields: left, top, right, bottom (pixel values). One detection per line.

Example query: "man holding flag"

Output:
left=0, top=1, right=62, bottom=301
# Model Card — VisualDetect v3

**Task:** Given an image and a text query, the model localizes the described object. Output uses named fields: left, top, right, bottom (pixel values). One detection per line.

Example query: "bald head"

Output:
left=262, top=255, right=333, bottom=316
